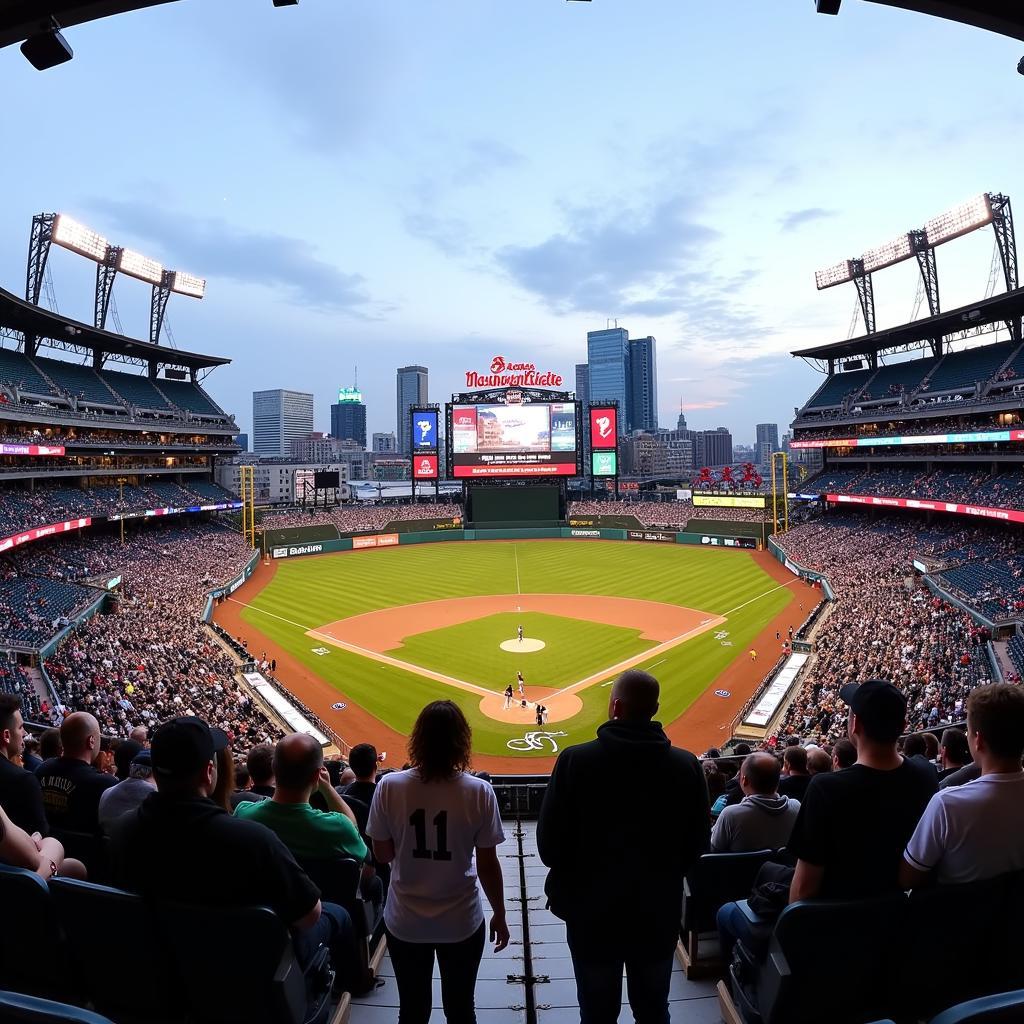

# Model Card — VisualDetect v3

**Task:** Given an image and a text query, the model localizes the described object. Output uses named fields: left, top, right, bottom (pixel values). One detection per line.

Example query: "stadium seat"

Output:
left=158, top=901, right=333, bottom=1024
left=927, top=990, right=1024, bottom=1024
left=898, top=871, right=1024, bottom=1017
left=679, top=849, right=775, bottom=977
left=0, top=991, right=114, bottom=1024
left=722, top=893, right=907, bottom=1024
left=0, top=865, right=77, bottom=1002
left=48, top=877, right=184, bottom=1024
left=48, top=829, right=109, bottom=885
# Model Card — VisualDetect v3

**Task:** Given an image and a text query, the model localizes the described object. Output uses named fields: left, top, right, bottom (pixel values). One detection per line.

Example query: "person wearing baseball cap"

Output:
left=786, top=680, right=938, bottom=903
left=109, top=717, right=364, bottom=998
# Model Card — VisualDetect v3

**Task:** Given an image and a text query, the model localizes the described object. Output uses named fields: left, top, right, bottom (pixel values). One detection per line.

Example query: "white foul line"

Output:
left=513, top=544, right=521, bottom=596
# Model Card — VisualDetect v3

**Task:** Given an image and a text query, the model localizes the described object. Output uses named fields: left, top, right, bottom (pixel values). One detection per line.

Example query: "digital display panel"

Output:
left=692, top=494, right=767, bottom=509
left=413, top=454, right=439, bottom=479
left=591, top=450, right=617, bottom=477
left=449, top=402, right=578, bottom=478
left=314, top=470, right=341, bottom=489
left=411, top=410, right=439, bottom=450
left=589, top=407, right=618, bottom=448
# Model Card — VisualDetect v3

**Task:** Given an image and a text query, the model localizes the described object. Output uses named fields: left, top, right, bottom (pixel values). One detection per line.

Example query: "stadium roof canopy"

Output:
left=0, top=284, right=230, bottom=370
left=791, top=286, right=1024, bottom=363
left=1, top=0, right=1023, bottom=51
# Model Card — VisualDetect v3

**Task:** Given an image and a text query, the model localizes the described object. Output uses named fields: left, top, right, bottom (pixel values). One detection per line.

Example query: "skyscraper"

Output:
left=586, top=328, right=630, bottom=430
left=697, top=427, right=733, bottom=468
left=252, top=389, right=314, bottom=457
left=331, top=386, right=367, bottom=447
left=396, top=365, right=428, bottom=455
left=756, top=423, right=780, bottom=467
left=575, top=363, right=590, bottom=408
left=629, top=335, right=658, bottom=432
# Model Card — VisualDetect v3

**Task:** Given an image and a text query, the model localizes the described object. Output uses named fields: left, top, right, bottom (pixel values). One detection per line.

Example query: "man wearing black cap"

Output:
left=786, top=679, right=937, bottom=902
left=110, top=717, right=362, bottom=994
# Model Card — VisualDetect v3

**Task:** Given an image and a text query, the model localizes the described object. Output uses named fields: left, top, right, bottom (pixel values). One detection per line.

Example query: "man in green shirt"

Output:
left=236, top=733, right=367, bottom=863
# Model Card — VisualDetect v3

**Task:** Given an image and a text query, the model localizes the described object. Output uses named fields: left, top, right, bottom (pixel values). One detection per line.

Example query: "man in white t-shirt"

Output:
left=900, top=683, right=1024, bottom=887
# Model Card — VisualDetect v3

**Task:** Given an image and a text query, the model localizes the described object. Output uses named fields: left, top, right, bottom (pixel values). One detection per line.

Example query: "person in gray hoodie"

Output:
left=710, top=752, right=801, bottom=853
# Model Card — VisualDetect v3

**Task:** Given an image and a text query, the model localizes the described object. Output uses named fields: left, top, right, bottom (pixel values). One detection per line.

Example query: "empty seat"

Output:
left=802, top=369, right=873, bottom=410
left=927, top=990, right=1024, bottom=1024
left=33, top=357, right=120, bottom=406
left=0, top=348, right=55, bottom=396
left=101, top=369, right=173, bottom=410
left=157, top=378, right=225, bottom=415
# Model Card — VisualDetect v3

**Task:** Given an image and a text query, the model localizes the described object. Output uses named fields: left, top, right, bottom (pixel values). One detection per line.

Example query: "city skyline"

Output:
left=2, top=3, right=1018, bottom=448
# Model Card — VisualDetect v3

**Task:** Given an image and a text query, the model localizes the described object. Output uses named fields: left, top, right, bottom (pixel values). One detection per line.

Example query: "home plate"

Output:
left=499, top=638, right=546, bottom=653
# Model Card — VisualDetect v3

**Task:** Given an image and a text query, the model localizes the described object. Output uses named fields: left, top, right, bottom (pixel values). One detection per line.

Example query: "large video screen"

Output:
left=449, top=402, right=578, bottom=478
left=692, top=494, right=767, bottom=509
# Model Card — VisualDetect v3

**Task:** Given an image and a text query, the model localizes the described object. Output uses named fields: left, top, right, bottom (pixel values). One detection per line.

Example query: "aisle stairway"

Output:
left=348, top=820, right=722, bottom=1023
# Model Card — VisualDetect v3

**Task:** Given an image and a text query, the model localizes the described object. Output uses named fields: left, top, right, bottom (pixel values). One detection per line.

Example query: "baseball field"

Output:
left=215, top=539, right=801, bottom=770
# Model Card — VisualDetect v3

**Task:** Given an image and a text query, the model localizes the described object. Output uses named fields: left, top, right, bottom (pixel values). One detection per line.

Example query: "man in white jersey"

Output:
left=517, top=624, right=524, bottom=643
left=900, top=683, right=1024, bottom=887
left=517, top=671, right=525, bottom=698
left=367, top=701, right=508, bottom=1023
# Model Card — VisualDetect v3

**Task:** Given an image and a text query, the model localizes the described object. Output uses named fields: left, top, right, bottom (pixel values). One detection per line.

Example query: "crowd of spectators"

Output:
left=0, top=428, right=233, bottom=449
left=0, top=479, right=236, bottom=536
left=261, top=502, right=462, bottom=533
left=774, top=515, right=999, bottom=743
left=792, top=413, right=1022, bottom=443
left=568, top=499, right=766, bottom=525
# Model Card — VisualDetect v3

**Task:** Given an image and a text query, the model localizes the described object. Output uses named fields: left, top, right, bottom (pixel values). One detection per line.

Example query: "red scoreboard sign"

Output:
left=589, top=407, right=618, bottom=448
left=413, top=454, right=439, bottom=480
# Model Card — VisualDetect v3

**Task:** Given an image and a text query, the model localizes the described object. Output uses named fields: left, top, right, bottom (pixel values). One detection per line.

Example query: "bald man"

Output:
left=36, top=712, right=117, bottom=834
left=710, top=753, right=801, bottom=853
left=537, top=670, right=709, bottom=1024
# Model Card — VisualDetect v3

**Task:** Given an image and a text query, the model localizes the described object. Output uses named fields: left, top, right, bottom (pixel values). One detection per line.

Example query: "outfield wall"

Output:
left=265, top=525, right=760, bottom=558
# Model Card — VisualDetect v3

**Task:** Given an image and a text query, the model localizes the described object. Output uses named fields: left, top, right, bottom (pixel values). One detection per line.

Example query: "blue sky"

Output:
left=0, top=0, right=1021, bottom=446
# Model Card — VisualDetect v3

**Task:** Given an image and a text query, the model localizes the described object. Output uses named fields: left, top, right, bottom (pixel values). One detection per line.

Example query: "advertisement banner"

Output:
left=826, top=493, right=1024, bottom=524
left=0, top=443, right=66, bottom=456
left=411, top=410, right=438, bottom=450
left=628, top=529, right=676, bottom=543
left=697, top=535, right=757, bottom=549
left=589, top=407, right=618, bottom=448
left=412, top=454, right=439, bottom=479
left=570, top=528, right=602, bottom=538
left=352, top=533, right=400, bottom=549
left=693, top=494, right=766, bottom=509
left=0, top=516, right=92, bottom=553
left=792, top=428, right=1024, bottom=450
left=592, top=450, right=618, bottom=476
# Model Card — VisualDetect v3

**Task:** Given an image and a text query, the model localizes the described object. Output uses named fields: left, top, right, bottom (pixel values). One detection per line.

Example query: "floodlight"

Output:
left=862, top=233, right=913, bottom=274
left=924, top=194, right=993, bottom=247
left=117, top=248, right=163, bottom=285
left=814, top=260, right=854, bottom=290
left=52, top=215, right=108, bottom=262
left=170, top=271, right=206, bottom=299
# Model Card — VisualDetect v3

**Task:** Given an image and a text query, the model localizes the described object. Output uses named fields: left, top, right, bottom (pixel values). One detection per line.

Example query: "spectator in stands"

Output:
left=368, top=701, right=508, bottom=1024
left=113, top=740, right=142, bottom=781
left=0, top=695, right=48, bottom=836
left=938, top=728, right=971, bottom=781
left=98, top=749, right=155, bottom=835
left=901, top=684, right=1024, bottom=886
left=0, top=803, right=86, bottom=880
left=109, top=716, right=364, bottom=996
left=230, top=762, right=264, bottom=809
left=538, top=671, right=708, bottom=1023
left=22, top=734, right=42, bottom=772
left=39, top=728, right=61, bottom=762
left=36, top=712, right=117, bottom=834
left=832, top=738, right=856, bottom=770
left=129, top=726, right=149, bottom=748
left=343, top=743, right=379, bottom=807
left=807, top=747, right=832, bottom=776
left=902, top=733, right=937, bottom=776
left=235, top=733, right=367, bottom=863
left=787, top=680, right=937, bottom=901
left=778, top=745, right=812, bottom=801
left=711, top=753, right=800, bottom=853
left=247, top=743, right=275, bottom=797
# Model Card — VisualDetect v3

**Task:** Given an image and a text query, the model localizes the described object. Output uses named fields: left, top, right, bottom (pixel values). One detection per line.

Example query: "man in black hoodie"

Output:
left=537, top=670, right=709, bottom=1024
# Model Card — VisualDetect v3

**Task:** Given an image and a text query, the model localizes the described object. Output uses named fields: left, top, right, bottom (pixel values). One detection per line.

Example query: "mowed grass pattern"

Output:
left=394, top=612, right=655, bottom=691
left=239, top=541, right=794, bottom=758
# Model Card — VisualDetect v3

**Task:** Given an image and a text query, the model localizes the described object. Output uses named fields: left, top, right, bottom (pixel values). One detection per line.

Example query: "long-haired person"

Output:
left=368, top=700, right=508, bottom=1024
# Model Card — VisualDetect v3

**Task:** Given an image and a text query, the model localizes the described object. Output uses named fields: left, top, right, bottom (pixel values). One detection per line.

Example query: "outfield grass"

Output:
left=239, top=541, right=792, bottom=758
left=393, top=612, right=655, bottom=691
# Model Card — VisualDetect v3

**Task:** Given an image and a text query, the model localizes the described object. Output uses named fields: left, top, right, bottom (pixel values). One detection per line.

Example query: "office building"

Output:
left=756, top=423, right=780, bottom=467
left=216, top=458, right=349, bottom=505
left=629, top=335, right=658, bottom=432
left=575, top=363, right=590, bottom=408
left=372, top=432, right=397, bottom=453
left=289, top=432, right=345, bottom=463
left=396, top=365, right=429, bottom=455
left=252, top=389, right=314, bottom=458
left=234, top=433, right=249, bottom=452
left=697, top=427, right=733, bottom=468
left=331, top=386, right=367, bottom=447
left=587, top=328, right=631, bottom=431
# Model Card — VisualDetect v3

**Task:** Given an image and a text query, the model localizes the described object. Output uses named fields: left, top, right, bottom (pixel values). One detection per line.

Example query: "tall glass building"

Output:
left=396, top=365, right=428, bottom=455
left=586, top=329, right=631, bottom=431
left=252, top=389, right=314, bottom=457
left=629, top=335, right=658, bottom=432
left=331, top=386, right=367, bottom=447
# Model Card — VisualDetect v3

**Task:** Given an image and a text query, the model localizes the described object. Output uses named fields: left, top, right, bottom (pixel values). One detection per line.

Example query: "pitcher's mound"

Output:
left=500, top=638, right=545, bottom=653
